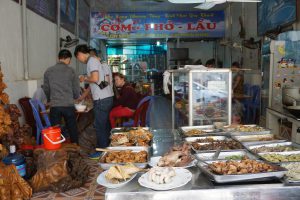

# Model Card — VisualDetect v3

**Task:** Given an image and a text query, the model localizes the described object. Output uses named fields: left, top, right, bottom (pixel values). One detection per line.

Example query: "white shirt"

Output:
left=87, top=57, right=114, bottom=100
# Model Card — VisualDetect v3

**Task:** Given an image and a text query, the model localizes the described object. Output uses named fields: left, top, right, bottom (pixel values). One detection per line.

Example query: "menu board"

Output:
left=258, top=0, right=296, bottom=36
left=79, top=0, right=89, bottom=40
left=60, top=0, right=76, bottom=33
left=27, top=0, right=57, bottom=22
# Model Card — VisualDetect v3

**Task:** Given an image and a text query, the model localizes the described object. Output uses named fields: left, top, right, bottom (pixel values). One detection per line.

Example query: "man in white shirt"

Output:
left=74, top=44, right=114, bottom=159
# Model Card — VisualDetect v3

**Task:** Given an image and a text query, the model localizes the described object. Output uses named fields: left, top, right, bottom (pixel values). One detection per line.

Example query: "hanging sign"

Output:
left=90, top=11, right=224, bottom=39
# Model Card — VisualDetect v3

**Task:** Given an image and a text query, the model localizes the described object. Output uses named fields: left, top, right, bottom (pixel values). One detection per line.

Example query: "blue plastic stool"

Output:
left=29, top=99, right=51, bottom=145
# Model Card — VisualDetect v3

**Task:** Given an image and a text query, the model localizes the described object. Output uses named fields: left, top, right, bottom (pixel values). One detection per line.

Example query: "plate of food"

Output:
left=149, top=143, right=195, bottom=168
left=138, top=167, right=192, bottom=190
left=97, top=163, right=141, bottom=188
left=110, top=128, right=153, bottom=146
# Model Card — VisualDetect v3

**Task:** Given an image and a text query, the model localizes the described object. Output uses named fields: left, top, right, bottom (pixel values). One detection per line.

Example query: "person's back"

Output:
left=44, top=64, right=79, bottom=107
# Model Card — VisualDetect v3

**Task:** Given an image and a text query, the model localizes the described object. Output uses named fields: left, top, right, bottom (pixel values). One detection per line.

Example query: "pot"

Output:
left=282, top=86, right=300, bottom=106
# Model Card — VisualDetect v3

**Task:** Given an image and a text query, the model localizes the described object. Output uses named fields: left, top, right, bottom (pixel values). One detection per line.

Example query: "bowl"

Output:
left=75, top=104, right=87, bottom=112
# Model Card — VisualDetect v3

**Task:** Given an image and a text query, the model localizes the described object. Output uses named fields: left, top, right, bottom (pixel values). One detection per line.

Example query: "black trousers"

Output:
left=49, top=106, right=79, bottom=144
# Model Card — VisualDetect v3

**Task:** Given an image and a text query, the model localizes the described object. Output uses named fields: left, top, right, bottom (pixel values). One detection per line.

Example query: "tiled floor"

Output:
left=31, top=159, right=105, bottom=200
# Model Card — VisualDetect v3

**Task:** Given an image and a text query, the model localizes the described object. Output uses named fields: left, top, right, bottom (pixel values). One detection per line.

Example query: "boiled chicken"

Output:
left=157, top=143, right=194, bottom=167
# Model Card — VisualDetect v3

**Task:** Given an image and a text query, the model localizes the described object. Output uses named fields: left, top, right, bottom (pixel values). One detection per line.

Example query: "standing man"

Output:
left=43, top=49, right=80, bottom=144
left=74, top=44, right=114, bottom=159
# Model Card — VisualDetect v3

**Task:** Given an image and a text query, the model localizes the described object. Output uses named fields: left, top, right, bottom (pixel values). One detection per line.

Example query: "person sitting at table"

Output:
left=109, top=73, right=141, bottom=128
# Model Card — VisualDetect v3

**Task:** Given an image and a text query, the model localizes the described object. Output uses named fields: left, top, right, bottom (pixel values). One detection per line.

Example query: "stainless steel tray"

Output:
left=197, top=160, right=287, bottom=183
left=247, top=142, right=300, bottom=154
left=98, top=146, right=150, bottom=170
left=191, top=141, right=245, bottom=153
left=225, top=125, right=271, bottom=136
left=184, top=136, right=229, bottom=143
left=109, top=129, right=153, bottom=147
left=195, top=150, right=257, bottom=161
left=180, top=126, right=227, bottom=137
left=258, top=151, right=300, bottom=164
left=281, top=162, right=300, bottom=184
left=232, top=134, right=286, bottom=146
left=111, top=127, right=150, bottom=134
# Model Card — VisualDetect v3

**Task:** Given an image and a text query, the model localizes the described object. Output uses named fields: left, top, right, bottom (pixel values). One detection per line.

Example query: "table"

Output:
left=105, top=129, right=300, bottom=200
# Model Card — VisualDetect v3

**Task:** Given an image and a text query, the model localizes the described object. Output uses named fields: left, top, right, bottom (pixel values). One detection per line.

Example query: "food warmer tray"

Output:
left=184, top=136, right=229, bottom=143
left=195, top=150, right=257, bottom=161
left=280, top=162, right=300, bottom=184
left=191, top=140, right=245, bottom=153
left=197, top=160, right=287, bottom=183
left=109, top=130, right=153, bottom=147
left=98, top=146, right=150, bottom=170
left=110, top=127, right=150, bottom=134
left=180, top=125, right=228, bottom=137
left=232, top=134, right=287, bottom=146
left=258, top=151, right=300, bottom=164
left=226, top=125, right=271, bottom=136
left=247, top=142, right=300, bottom=154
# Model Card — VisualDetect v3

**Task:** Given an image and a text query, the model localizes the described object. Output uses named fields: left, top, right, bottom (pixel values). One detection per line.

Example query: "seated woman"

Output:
left=109, top=73, right=141, bottom=128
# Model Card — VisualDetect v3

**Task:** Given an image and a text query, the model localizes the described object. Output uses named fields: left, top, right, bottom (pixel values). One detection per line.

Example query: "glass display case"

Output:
left=171, top=68, right=232, bottom=128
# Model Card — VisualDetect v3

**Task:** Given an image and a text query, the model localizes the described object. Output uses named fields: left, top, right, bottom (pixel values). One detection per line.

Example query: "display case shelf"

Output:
left=171, top=67, right=232, bottom=128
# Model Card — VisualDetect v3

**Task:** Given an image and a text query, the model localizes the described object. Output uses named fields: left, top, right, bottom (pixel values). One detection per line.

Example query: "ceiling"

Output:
left=88, top=0, right=227, bottom=12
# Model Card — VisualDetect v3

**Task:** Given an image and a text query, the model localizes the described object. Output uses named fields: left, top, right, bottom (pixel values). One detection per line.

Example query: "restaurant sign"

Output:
left=90, top=11, right=225, bottom=39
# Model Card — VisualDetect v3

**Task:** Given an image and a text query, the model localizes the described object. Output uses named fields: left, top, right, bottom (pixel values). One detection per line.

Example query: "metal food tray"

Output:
left=111, top=127, right=150, bottom=134
left=184, top=136, right=229, bottom=143
left=195, top=150, right=257, bottom=161
left=197, top=160, right=287, bottom=183
left=247, top=142, right=300, bottom=153
left=232, top=134, right=287, bottom=146
left=280, top=162, right=300, bottom=184
left=109, top=129, right=153, bottom=147
left=258, top=151, right=300, bottom=164
left=180, top=125, right=227, bottom=137
left=98, top=146, right=150, bottom=170
left=191, top=140, right=245, bottom=153
left=224, top=125, right=271, bottom=136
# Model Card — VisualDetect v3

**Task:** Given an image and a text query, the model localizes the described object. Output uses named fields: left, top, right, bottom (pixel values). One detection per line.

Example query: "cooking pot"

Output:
left=282, top=86, right=300, bottom=106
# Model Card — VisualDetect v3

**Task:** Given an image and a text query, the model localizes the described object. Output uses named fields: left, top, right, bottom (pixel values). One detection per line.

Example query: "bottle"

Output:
left=2, top=145, right=26, bottom=177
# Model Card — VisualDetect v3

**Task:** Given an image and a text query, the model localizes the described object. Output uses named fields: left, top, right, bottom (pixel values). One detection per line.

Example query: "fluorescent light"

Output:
left=156, top=41, right=161, bottom=46
left=168, top=0, right=205, bottom=3
left=150, top=23, right=154, bottom=29
left=194, top=3, right=216, bottom=9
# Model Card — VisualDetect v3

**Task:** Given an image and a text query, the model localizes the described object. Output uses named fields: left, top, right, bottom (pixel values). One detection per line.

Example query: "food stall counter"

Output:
left=105, top=129, right=300, bottom=200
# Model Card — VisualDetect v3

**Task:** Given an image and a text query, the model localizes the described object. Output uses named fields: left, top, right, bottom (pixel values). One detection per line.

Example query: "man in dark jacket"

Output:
left=43, top=49, right=80, bottom=144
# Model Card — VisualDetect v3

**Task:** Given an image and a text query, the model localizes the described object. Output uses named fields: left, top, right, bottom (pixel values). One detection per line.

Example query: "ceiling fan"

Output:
left=168, top=0, right=261, bottom=10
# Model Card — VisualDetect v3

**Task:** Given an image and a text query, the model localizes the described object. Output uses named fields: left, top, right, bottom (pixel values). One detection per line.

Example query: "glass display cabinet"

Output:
left=171, top=68, right=232, bottom=128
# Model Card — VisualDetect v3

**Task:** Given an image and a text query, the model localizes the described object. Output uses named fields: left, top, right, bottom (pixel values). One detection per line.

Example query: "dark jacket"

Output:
left=114, top=83, right=141, bottom=110
left=43, top=63, right=80, bottom=107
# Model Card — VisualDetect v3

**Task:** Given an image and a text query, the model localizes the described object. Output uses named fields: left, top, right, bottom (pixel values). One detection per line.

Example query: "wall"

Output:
left=0, top=0, right=87, bottom=123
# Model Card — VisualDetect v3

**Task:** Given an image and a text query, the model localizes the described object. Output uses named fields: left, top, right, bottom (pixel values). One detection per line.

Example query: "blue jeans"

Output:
left=93, top=97, right=113, bottom=148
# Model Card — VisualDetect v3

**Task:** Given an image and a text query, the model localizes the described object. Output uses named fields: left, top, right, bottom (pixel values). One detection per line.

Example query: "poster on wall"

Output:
left=258, top=0, right=296, bottom=36
left=27, top=0, right=57, bottom=22
left=90, top=11, right=225, bottom=39
left=60, top=0, right=76, bottom=33
left=79, top=0, right=89, bottom=40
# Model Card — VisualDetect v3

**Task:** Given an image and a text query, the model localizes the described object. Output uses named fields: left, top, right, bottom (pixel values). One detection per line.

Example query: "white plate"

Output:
left=149, top=156, right=197, bottom=168
left=96, top=170, right=137, bottom=189
left=138, top=168, right=192, bottom=190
